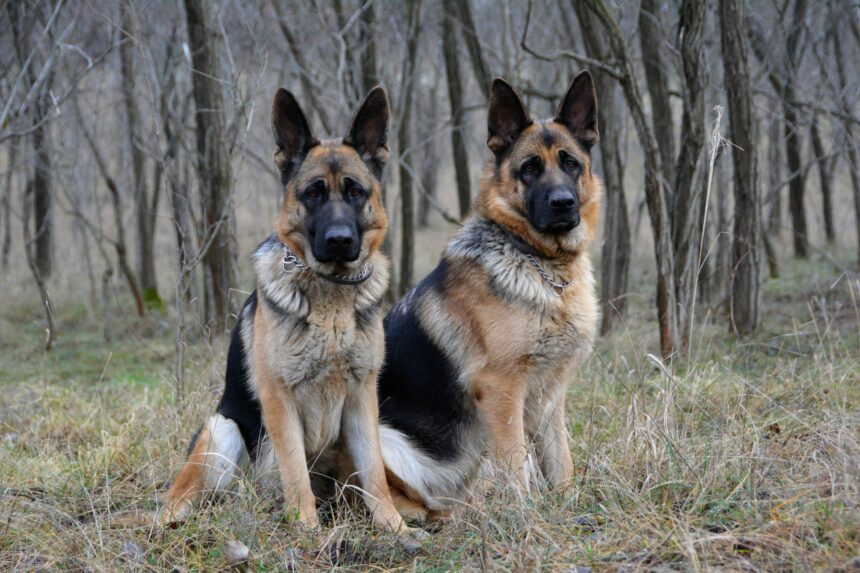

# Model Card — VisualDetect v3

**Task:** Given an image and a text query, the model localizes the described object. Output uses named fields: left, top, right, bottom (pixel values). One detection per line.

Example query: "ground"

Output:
left=1, top=243, right=859, bottom=572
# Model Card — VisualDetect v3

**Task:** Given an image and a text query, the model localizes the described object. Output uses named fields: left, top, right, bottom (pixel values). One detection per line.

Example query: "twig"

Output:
left=520, top=0, right=624, bottom=80
left=689, top=106, right=726, bottom=355
left=0, top=0, right=66, bottom=132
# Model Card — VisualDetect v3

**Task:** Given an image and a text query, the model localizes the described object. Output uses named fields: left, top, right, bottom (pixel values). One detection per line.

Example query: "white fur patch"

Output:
left=202, top=414, right=247, bottom=492
left=378, top=425, right=474, bottom=510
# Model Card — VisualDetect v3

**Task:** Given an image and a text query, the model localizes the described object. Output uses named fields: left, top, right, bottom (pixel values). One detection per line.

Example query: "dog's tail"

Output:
left=158, top=413, right=246, bottom=525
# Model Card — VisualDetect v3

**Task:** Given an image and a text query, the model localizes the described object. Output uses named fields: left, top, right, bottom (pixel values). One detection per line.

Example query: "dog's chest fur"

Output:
left=445, top=218, right=597, bottom=376
left=245, top=236, right=387, bottom=454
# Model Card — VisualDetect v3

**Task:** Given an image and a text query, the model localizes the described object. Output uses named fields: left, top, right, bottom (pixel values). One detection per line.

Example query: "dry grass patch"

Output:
left=1, top=257, right=858, bottom=571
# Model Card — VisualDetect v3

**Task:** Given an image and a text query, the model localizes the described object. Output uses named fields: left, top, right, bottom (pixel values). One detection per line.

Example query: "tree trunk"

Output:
left=829, top=6, right=860, bottom=264
left=600, top=125, right=632, bottom=335
left=573, top=1, right=631, bottom=335
left=120, top=0, right=160, bottom=305
left=454, top=0, right=491, bottom=99
left=672, top=0, right=708, bottom=345
left=783, top=103, right=808, bottom=258
left=398, top=0, right=422, bottom=296
left=359, top=0, right=377, bottom=94
left=720, top=0, right=761, bottom=335
left=809, top=115, right=835, bottom=243
left=31, top=76, right=53, bottom=279
left=582, top=0, right=679, bottom=358
left=638, top=0, right=676, bottom=187
left=159, top=74, right=195, bottom=304
left=23, top=180, right=55, bottom=351
left=763, top=121, right=781, bottom=279
left=418, top=83, right=440, bottom=228
left=748, top=0, right=808, bottom=258
left=8, top=1, right=53, bottom=278
left=2, top=140, right=14, bottom=270
left=184, top=0, right=239, bottom=334
left=763, top=231, right=780, bottom=279
left=844, top=131, right=860, bottom=265
left=784, top=0, right=810, bottom=258
left=766, top=116, right=783, bottom=235
left=442, top=0, right=472, bottom=218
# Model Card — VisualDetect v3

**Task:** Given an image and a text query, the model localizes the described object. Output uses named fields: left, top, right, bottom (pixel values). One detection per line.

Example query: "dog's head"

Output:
left=477, top=72, right=601, bottom=256
left=273, top=87, right=389, bottom=271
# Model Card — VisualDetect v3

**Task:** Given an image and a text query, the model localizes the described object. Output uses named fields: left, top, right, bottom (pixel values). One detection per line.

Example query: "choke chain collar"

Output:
left=282, top=244, right=373, bottom=285
left=496, top=224, right=572, bottom=296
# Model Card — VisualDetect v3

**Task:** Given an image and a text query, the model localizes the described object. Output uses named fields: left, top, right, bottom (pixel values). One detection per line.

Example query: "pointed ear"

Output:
left=487, top=78, right=532, bottom=157
left=555, top=71, right=599, bottom=151
left=272, top=88, right=319, bottom=182
left=344, top=86, right=390, bottom=178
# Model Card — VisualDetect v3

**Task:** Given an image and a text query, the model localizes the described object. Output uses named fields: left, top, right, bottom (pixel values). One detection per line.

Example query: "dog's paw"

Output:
left=156, top=502, right=190, bottom=528
left=397, top=526, right=429, bottom=552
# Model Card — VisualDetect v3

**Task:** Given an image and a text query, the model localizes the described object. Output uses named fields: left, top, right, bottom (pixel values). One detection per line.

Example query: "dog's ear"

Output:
left=344, top=86, right=390, bottom=179
left=555, top=71, right=599, bottom=151
left=487, top=78, right=532, bottom=157
left=272, top=88, right=319, bottom=182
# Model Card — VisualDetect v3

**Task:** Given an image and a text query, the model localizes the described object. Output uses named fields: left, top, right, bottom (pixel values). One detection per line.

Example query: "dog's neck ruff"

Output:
left=449, top=217, right=574, bottom=302
left=493, top=222, right=571, bottom=296
left=522, top=251, right=571, bottom=295
left=497, top=225, right=550, bottom=259
left=281, top=243, right=373, bottom=285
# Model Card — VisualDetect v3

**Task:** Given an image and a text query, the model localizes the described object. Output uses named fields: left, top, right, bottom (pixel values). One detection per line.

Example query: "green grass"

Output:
left=1, top=253, right=858, bottom=571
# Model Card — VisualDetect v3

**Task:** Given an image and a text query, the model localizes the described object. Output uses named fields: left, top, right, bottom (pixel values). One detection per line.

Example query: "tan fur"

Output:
left=474, top=121, right=601, bottom=261
left=382, top=105, right=601, bottom=515
left=277, top=143, right=388, bottom=275
left=161, top=89, right=409, bottom=535
left=159, top=427, right=211, bottom=524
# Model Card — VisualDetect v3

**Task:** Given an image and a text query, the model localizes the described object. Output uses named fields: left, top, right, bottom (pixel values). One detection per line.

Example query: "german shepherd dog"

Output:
left=159, top=87, right=409, bottom=534
left=377, top=72, right=601, bottom=518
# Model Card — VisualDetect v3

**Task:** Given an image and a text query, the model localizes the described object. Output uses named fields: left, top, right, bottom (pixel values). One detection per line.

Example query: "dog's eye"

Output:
left=344, top=178, right=365, bottom=199
left=560, top=152, right=581, bottom=171
left=521, top=158, right=541, bottom=175
left=303, top=181, right=325, bottom=199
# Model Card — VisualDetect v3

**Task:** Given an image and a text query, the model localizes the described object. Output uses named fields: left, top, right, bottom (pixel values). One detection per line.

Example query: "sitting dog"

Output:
left=377, top=72, right=601, bottom=518
left=160, top=86, right=408, bottom=534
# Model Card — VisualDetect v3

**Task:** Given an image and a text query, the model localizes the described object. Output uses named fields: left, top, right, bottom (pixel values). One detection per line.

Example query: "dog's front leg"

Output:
left=342, top=371, right=406, bottom=533
left=257, top=375, right=318, bottom=528
left=474, top=370, right=529, bottom=487
left=532, top=392, right=573, bottom=489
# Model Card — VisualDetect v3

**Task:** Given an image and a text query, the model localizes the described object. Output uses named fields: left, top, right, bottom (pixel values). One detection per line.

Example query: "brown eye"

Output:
left=561, top=153, right=581, bottom=171
left=350, top=188, right=362, bottom=198
left=522, top=158, right=540, bottom=174
left=304, top=181, right=324, bottom=199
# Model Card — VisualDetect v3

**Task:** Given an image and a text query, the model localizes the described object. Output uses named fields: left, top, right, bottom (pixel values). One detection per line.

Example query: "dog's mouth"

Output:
left=541, top=217, right=579, bottom=234
left=313, top=251, right=361, bottom=264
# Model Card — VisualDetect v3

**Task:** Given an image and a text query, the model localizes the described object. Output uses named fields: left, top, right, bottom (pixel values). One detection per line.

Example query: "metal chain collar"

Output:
left=524, top=252, right=571, bottom=295
left=282, top=244, right=373, bottom=285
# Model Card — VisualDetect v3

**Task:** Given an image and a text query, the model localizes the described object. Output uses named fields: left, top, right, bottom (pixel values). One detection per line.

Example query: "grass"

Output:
left=1, top=247, right=859, bottom=571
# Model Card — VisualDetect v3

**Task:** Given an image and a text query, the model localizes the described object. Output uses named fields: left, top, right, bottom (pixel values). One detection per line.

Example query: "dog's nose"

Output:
left=548, top=188, right=577, bottom=211
left=324, top=225, right=355, bottom=250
